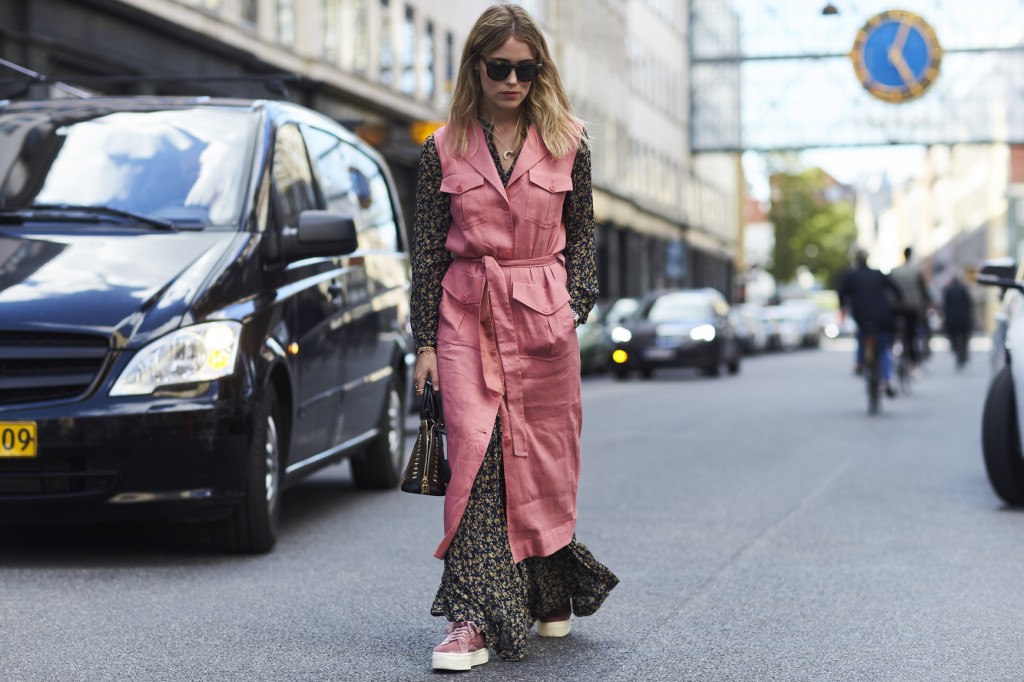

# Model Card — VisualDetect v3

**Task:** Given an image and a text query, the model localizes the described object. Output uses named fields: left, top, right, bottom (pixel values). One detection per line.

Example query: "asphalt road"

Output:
left=2, top=339, right=1019, bottom=681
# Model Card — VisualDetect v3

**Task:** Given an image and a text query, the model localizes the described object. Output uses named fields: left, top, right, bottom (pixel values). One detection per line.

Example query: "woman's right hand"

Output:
left=414, top=350, right=440, bottom=396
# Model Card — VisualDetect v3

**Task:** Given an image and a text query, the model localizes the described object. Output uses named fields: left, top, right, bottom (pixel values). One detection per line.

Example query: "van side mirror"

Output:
left=281, top=210, right=358, bottom=261
left=976, top=258, right=1022, bottom=292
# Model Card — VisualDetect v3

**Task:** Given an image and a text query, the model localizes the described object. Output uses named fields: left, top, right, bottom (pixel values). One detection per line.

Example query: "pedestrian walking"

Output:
left=410, top=3, right=618, bottom=672
left=942, top=273, right=973, bottom=367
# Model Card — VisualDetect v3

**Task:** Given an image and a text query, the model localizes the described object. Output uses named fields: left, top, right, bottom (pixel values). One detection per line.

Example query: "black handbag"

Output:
left=401, top=380, right=451, bottom=495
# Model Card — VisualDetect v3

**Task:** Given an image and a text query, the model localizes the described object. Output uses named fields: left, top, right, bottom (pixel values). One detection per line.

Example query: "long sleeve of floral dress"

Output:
left=410, top=134, right=452, bottom=351
left=410, top=131, right=598, bottom=348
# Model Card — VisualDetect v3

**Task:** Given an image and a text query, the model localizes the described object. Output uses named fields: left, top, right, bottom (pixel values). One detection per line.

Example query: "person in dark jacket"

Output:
left=837, top=248, right=902, bottom=393
left=942, top=274, right=973, bottom=367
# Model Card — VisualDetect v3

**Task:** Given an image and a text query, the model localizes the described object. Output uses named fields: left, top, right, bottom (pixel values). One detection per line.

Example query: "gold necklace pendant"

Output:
left=493, top=118, right=521, bottom=162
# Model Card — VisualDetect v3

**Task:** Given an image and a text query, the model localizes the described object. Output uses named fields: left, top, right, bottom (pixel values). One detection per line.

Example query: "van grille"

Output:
left=0, top=455, right=120, bottom=495
left=0, top=331, right=110, bottom=406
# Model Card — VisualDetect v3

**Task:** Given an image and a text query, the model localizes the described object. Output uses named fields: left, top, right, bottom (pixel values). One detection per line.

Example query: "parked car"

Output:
left=577, top=303, right=611, bottom=375
left=777, top=299, right=823, bottom=348
left=0, top=96, right=413, bottom=552
left=820, top=309, right=856, bottom=339
left=732, top=302, right=770, bottom=354
left=608, top=288, right=741, bottom=379
left=762, top=305, right=802, bottom=352
left=602, top=296, right=640, bottom=328
left=976, top=258, right=1024, bottom=505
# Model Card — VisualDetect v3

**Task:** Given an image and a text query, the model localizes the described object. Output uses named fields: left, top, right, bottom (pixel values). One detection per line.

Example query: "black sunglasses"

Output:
left=481, top=59, right=543, bottom=82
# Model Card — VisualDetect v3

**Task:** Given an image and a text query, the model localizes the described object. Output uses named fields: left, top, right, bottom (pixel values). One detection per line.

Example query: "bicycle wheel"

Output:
left=864, top=335, right=881, bottom=415
left=893, top=340, right=910, bottom=394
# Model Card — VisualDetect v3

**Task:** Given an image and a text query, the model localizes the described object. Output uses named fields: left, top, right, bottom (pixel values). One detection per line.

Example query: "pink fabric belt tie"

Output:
left=458, top=253, right=563, bottom=458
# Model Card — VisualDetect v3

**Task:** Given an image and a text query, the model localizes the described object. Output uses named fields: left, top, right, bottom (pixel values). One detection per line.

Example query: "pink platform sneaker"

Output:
left=431, top=621, right=489, bottom=671
left=536, top=602, right=572, bottom=638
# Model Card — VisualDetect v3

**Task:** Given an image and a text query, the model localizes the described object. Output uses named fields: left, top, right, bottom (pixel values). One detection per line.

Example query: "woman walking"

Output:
left=411, top=3, right=618, bottom=672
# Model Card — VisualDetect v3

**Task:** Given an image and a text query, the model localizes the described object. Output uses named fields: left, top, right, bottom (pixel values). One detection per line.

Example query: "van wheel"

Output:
left=703, top=352, right=723, bottom=376
left=982, top=367, right=1024, bottom=505
left=352, top=371, right=406, bottom=489
left=212, top=386, right=281, bottom=553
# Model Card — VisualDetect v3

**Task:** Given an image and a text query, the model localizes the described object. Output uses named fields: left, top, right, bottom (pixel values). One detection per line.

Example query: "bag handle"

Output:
left=421, top=379, right=445, bottom=433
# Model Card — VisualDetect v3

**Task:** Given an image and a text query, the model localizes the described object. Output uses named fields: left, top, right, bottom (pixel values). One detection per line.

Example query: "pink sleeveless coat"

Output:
left=432, top=123, right=582, bottom=564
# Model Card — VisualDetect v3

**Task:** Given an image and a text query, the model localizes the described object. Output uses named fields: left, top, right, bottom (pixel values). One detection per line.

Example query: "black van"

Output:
left=0, top=97, right=413, bottom=552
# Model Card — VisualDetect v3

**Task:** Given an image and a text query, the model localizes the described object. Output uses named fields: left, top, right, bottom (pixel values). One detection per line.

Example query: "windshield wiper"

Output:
left=27, top=203, right=182, bottom=230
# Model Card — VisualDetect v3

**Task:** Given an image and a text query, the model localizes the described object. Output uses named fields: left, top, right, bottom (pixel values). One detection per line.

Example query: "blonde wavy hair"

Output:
left=444, top=4, right=583, bottom=160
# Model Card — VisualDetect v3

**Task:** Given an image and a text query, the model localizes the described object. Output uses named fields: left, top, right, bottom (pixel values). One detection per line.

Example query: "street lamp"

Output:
left=822, top=3, right=839, bottom=15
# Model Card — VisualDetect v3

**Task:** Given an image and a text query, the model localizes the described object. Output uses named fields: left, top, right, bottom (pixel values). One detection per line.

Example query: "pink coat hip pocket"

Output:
left=439, top=269, right=486, bottom=348
left=511, top=280, right=574, bottom=358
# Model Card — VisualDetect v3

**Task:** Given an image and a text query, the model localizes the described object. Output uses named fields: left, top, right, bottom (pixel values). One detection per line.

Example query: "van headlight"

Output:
left=110, top=321, right=243, bottom=396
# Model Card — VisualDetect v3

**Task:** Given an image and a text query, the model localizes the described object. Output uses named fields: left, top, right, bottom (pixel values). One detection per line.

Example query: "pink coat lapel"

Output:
left=464, top=125, right=508, bottom=200
left=507, top=125, right=548, bottom=188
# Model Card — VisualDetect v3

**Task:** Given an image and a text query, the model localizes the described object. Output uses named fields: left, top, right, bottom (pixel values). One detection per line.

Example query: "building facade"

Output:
left=541, top=0, right=739, bottom=300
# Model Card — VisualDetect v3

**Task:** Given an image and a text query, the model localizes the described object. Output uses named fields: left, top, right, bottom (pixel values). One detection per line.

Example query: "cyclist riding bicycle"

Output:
left=889, top=246, right=932, bottom=371
left=837, top=247, right=903, bottom=397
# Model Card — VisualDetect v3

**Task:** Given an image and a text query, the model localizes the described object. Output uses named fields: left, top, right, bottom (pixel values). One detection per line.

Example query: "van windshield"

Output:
left=0, top=107, right=258, bottom=228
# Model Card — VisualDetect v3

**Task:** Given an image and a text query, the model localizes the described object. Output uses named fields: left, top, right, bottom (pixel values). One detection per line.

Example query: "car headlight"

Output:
left=110, top=321, right=243, bottom=396
left=690, top=324, right=716, bottom=342
left=610, top=326, right=632, bottom=343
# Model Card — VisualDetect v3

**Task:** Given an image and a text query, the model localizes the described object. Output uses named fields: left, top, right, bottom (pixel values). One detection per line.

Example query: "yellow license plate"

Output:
left=0, top=422, right=37, bottom=458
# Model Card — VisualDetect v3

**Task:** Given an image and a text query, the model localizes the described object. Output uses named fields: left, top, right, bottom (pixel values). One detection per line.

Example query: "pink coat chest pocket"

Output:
left=525, top=169, right=573, bottom=228
left=440, top=173, right=488, bottom=229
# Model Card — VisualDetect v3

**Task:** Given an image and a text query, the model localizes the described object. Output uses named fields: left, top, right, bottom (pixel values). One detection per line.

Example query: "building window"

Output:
left=323, top=0, right=340, bottom=60
left=277, top=0, right=295, bottom=45
left=445, top=31, right=455, bottom=93
left=380, top=0, right=393, bottom=86
left=240, top=0, right=257, bottom=24
left=346, top=0, right=370, bottom=74
left=197, top=0, right=222, bottom=10
left=400, top=5, right=416, bottom=95
left=423, top=21, right=436, bottom=99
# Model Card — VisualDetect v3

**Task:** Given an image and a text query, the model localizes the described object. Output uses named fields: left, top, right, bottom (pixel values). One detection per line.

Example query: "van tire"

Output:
left=352, top=371, right=405, bottom=489
left=212, top=387, right=281, bottom=553
left=982, top=367, right=1024, bottom=505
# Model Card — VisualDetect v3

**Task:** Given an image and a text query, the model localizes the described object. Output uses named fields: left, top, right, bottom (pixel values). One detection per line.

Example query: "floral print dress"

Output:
left=411, top=120, right=618, bottom=662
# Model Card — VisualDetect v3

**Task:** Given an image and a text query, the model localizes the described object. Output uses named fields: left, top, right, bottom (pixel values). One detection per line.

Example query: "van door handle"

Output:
left=328, top=281, right=344, bottom=304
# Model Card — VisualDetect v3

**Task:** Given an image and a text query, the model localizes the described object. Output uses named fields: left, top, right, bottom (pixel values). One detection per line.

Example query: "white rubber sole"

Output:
left=431, top=647, right=489, bottom=671
left=536, top=618, right=571, bottom=638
